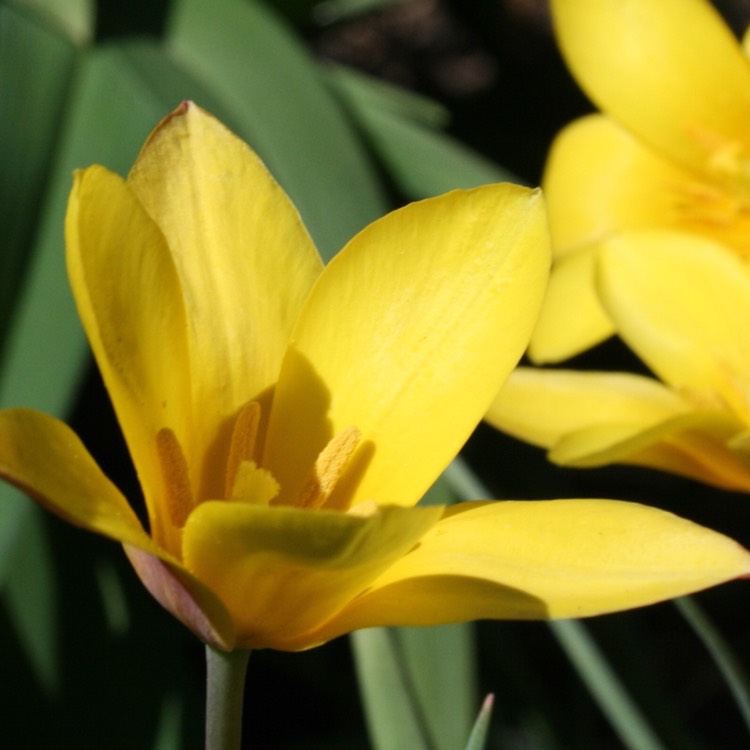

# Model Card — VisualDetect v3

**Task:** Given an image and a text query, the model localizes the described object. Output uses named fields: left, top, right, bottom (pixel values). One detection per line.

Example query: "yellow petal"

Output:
left=0, top=409, right=236, bottom=649
left=543, top=115, right=696, bottom=254
left=127, top=102, right=324, bottom=500
left=486, top=367, right=691, bottom=448
left=66, top=166, right=191, bottom=549
left=551, top=0, right=750, bottom=175
left=0, top=408, right=151, bottom=548
left=528, top=246, right=614, bottom=362
left=312, top=499, right=750, bottom=635
left=264, top=184, right=550, bottom=508
left=181, top=502, right=443, bottom=650
left=598, top=230, right=750, bottom=423
left=552, top=411, right=750, bottom=492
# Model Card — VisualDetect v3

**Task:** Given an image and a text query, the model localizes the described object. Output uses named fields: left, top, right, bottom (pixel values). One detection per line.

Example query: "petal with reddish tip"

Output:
left=127, top=102, right=324, bottom=500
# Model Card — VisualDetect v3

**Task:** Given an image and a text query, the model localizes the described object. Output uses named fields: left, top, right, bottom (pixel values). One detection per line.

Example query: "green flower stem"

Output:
left=205, top=645, right=251, bottom=750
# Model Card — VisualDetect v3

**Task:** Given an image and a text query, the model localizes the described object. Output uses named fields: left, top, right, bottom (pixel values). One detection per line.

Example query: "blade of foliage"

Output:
left=0, top=4, right=80, bottom=363
left=167, top=0, right=389, bottom=261
left=324, top=64, right=517, bottom=198
left=464, top=694, right=494, bottom=750
left=150, top=693, right=183, bottom=750
left=352, top=627, right=433, bottom=750
left=353, top=622, right=477, bottom=750
left=324, top=63, right=449, bottom=127
left=675, top=596, right=750, bottom=736
left=549, top=620, right=667, bottom=750
left=6, top=0, right=93, bottom=43
left=1, top=508, right=56, bottom=691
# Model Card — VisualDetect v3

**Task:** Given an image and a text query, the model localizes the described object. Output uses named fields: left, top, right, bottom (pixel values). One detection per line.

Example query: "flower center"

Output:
left=670, top=179, right=750, bottom=257
left=223, top=400, right=362, bottom=511
left=670, top=129, right=750, bottom=256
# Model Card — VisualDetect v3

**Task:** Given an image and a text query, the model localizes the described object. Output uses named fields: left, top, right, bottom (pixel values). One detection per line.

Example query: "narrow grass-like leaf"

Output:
left=397, top=624, right=477, bottom=750
left=464, top=694, right=494, bottom=750
left=168, top=0, right=389, bottom=261
left=1, top=508, right=56, bottom=692
left=8, top=0, right=93, bottom=43
left=150, top=693, right=183, bottom=750
left=325, top=65, right=516, bottom=198
left=675, top=596, right=750, bottom=737
left=325, top=63, right=449, bottom=127
left=351, top=628, right=433, bottom=750
left=549, top=620, right=667, bottom=750
left=0, top=5, right=80, bottom=359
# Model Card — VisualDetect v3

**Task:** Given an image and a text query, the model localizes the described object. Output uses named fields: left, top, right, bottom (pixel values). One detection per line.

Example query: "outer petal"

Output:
left=0, top=408, right=150, bottom=548
left=551, top=0, right=750, bottom=176
left=543, top=115, right=697, bottom=255
left=528, top=247, right=614, bottom=362
left=552, top=412, right=750, bottom=493
left=66, top=166, right=191, bottom=550
left=598, top=230, right=750, bottom=424
left=486, top=367, right=692, bottom=448
left=182, top=501, right=443, bottom=650
left=0, top=409, right=235, bottom=648
left=264, top=184, right=550, bottom=508
left=127, top=102, right=324, bottom=500
left=310, top=499, right=750, bottom=637
left=125, top=547, right=235, bottom=650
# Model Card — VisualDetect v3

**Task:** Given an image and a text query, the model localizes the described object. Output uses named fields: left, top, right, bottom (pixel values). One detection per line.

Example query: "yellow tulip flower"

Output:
left=531, top=0, right=750, bottom=362
left=1, top=103, right=747, bottom=653
left=488, top=229, right=750, bottom=493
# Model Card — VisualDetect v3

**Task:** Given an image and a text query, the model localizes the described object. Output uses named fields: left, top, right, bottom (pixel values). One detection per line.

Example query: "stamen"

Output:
left=230, top=460, right=280, bottom=505
left=298, top=426, right=361, bottom=510
left=224, top=401, right=262, bottom=498
left=347, top=499, right=378, bottom=518
left=156, top=428, right=194, bottom=528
